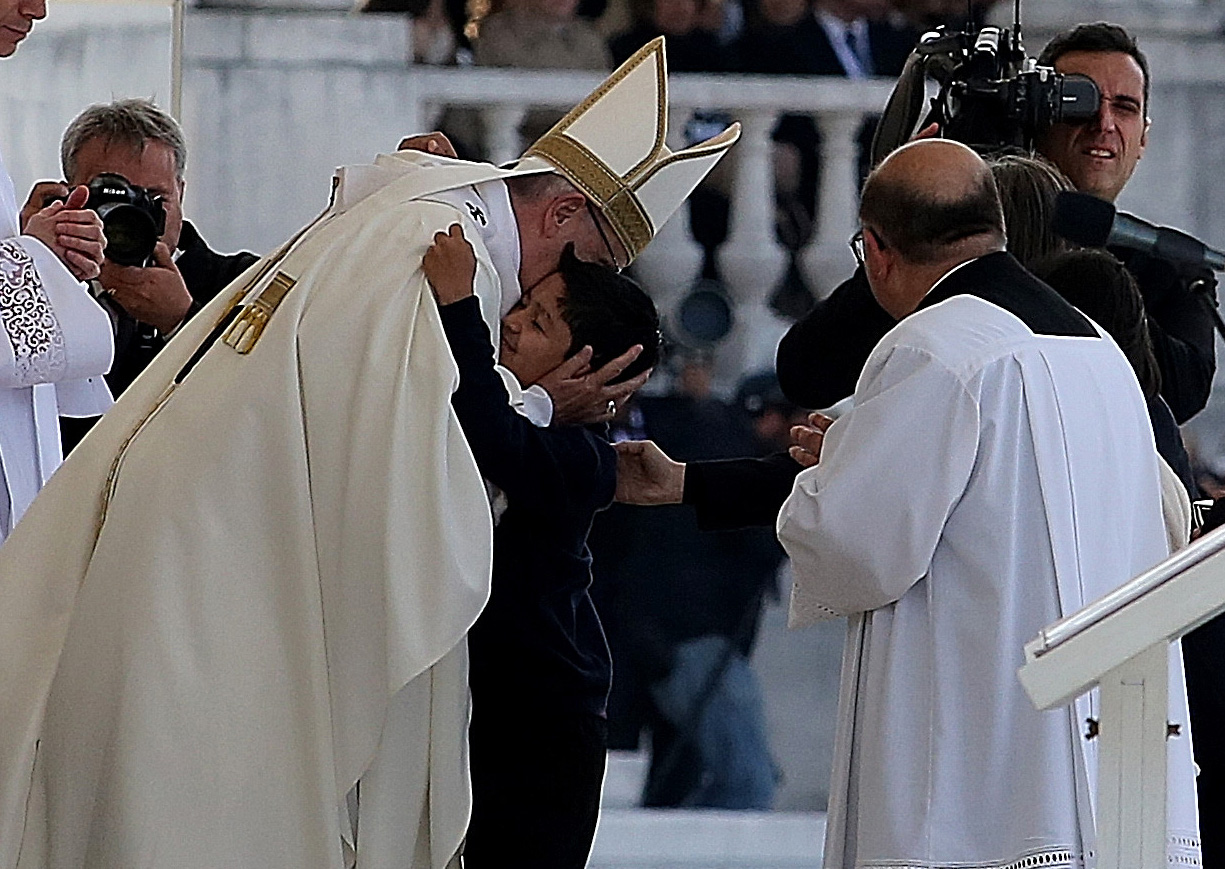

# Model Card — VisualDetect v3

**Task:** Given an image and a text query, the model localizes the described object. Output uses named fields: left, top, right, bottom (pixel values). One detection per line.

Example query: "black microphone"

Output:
left=1052, top=191, right=1225, bottom=272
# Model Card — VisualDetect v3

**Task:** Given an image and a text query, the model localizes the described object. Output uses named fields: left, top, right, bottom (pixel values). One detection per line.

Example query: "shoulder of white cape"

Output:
left=330, top=150, right=552, bottom=218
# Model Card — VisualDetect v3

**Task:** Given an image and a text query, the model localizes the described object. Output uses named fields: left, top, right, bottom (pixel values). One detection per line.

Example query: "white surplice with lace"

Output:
left=0, top=146, right=112, bottom=542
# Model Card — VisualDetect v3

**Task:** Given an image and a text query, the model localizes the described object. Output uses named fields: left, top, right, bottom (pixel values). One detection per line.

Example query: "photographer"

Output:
left=777, top=22, right=1217, bottom=426
left=19, top=99, right=258, bottom=450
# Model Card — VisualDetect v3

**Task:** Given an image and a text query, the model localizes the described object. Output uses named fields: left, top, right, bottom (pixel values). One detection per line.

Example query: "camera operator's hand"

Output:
left=100, top=242, right=192, bottom=335
left=613, top=440, right=684, bottom=505
left=538, top=344, right=650, bottom=425
left=24, top=185, right=106, bottom=282
left=19, top=181, right=69, bottom=232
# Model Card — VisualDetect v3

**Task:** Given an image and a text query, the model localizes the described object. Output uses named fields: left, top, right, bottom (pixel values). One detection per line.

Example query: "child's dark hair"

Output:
left=557, top=247, right=661, bottom=384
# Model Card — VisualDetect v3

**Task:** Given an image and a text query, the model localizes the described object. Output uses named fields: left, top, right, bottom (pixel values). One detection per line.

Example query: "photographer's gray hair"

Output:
left=61, top=98, right=187, bottom=183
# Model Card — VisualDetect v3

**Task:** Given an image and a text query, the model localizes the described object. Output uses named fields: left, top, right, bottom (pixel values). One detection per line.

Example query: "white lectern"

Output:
left=1019, top=526, right=1225, bottom=868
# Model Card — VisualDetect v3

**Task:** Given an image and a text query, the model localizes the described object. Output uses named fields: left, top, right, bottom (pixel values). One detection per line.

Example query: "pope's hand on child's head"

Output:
left=423, top=223, right=477, bottom=305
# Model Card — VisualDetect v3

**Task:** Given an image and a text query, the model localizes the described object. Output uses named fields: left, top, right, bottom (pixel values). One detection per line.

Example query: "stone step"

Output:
left=589, top=807, right=826, bottom=869
left=595, top=752, right=825, bottom=868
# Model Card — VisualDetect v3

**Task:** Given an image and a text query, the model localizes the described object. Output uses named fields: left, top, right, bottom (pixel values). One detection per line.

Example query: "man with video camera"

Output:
left=19, top=99, right=258, bottom=451
left=777, top=21, right=1217, bottom=429
left=1037, top=23, right=1215, bottom=426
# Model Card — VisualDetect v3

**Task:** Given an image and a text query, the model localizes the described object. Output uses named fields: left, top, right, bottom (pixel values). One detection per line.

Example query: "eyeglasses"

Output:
left=586, top=200, right=625, bottom=273
left=849, top=229, right=866, bottom=268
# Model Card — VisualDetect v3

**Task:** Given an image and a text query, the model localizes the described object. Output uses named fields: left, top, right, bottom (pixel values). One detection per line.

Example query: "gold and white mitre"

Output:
left=509, top=36, right=741, bottom=264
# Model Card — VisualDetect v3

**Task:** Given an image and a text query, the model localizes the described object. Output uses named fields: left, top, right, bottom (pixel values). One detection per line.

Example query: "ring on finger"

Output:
left=606, top=400, right=617, bottom=416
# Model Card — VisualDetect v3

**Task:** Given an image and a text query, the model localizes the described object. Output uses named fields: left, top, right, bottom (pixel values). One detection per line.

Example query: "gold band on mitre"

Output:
left=524, top=135, right=654, bottom=260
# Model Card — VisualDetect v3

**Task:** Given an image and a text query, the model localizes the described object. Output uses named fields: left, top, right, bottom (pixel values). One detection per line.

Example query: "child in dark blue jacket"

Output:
left=424, top=226, right=660, bottom=869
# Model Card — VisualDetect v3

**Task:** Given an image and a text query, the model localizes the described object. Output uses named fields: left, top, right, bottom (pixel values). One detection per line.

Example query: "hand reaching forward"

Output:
left=24, top=185, right=106, bottom=281
left=422, top=224, right=476, bottom=305
left=398, top=132, right=459, bottom=159
left=538, top=344, right=650, bottom=425
left=614, top=440, right=685, bottom=505
left=788, top=411, right=834, bottom=468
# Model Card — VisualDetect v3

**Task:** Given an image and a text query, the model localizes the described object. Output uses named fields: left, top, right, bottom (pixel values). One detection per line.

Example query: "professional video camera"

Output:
left=45, top=172, right=167, bottom=268
left=871, top=2, right=1101, bottom=163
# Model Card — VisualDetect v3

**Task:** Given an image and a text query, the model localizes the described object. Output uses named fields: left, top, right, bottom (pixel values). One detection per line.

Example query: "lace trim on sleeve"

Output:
left=0, top=239, right=65, bottom=387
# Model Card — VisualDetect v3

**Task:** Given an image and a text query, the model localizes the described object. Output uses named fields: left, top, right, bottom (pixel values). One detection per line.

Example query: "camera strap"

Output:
left=869, top=50, right=929, bottom=167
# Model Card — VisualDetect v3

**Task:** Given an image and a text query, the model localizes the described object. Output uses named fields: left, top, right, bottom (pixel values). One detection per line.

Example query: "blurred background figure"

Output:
left=589, top=352, right=784, bottom=809
left=609, top=0, right=739, bottom=70
left=739, top=0, right=916, bottom=249
left=891, top=0, right=995, bottom=29
left=470, top=0, right=612, bottom=148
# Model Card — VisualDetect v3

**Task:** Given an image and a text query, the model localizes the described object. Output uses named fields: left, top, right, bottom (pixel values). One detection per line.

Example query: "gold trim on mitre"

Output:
left=520, top=36, right=739, bottom=264
left=527, top=135, right=655, bottom=259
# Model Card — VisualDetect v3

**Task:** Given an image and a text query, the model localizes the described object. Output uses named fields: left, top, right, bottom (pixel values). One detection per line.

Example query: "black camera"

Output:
left=45, top=173, right=167, bottom=267
left=872, top=21, right=1101, bottom=161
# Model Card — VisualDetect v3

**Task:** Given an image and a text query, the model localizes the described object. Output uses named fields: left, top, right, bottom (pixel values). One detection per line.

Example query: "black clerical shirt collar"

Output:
left=915, top=250, right=1099, bottom=339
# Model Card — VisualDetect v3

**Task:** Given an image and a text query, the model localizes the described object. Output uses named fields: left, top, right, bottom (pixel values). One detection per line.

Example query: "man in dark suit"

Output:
left=741, top=0, right=914, bottom=80
left=20, top=99, right=259, bottom=451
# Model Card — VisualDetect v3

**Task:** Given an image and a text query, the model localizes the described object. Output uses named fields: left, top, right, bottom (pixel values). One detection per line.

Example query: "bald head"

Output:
left=860, top=140, right=1006, bottom=265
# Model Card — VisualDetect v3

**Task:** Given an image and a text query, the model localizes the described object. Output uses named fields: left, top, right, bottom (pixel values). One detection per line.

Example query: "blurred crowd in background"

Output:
left=368, top=0, right=1002, bottom=74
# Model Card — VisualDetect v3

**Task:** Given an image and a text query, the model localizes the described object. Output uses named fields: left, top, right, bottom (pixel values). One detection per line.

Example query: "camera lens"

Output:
left=96, top=202, right=160, bottom=267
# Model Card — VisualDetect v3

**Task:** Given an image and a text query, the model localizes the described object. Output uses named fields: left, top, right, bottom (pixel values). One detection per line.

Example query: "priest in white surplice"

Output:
left=0, top=38, right=738, bottom=869
left=0, top=1, right=113, bottom=543
left=778, top=140, right=1200, bottom=869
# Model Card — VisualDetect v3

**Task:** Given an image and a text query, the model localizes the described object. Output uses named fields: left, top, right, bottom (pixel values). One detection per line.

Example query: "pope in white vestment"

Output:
left=0, top=146, right=112, bottom=542
left=0, top=37, right=739, bottom=869
left=0, top=150, right=508, bottom=869
left=779, top=250, right=1201, bottom=869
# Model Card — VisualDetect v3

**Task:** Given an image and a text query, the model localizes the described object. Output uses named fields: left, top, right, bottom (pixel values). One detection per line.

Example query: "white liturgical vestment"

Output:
left=778, top=253, right=1200, bottom=869
left=0, top=152, right=556, bottom=869
left=0, top=146, right=112, bottom=541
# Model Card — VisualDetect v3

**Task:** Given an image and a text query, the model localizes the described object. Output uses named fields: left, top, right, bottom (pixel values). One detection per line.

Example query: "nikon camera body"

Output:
left=45, top=172, right=166, bottom=268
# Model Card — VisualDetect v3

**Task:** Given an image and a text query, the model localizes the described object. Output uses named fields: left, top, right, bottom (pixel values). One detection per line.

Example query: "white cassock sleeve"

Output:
left=778, top=343, right=980, bottom=625
left=0, top=235, right=113, bottom=389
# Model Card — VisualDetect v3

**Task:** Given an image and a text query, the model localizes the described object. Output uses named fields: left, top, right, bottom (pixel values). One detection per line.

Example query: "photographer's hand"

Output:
left=101, top=242, right=193, bottom=335
left=25, top=186, right=106, bottom=282
left=19, top=180, right=68, bottom=232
